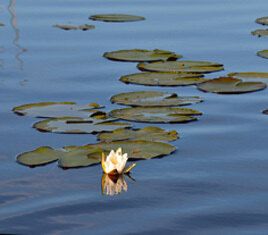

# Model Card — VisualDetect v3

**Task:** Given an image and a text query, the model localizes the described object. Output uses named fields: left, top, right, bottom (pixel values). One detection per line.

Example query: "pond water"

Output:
left=0, top=0, right=268, bottom=234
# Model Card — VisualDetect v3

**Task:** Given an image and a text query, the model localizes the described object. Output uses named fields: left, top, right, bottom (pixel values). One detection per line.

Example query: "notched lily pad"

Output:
left=110, top=91, right=203, bottom=107
left=98, top=126, right=179, bottom=142
left=251, top=29, right=268, bottom=37
left=54, top=24, right=95, bottom=31
left=110, top=107, right=202, bottom=123
left=257, top=50, right=268, bottom=59
left=138, top=60, right=224, bottom=74
left=17, top=146, right=61, bottom=167
left=103, top=49, right=182, bottom=62
left=120, top=72, right=207, bottom=86
left=33, top=117, right=131, bottom=134
left=197, top=77, right=266, bottom=94
left=256, top=16, right=268, bottom=26
left=89, top=14, right=145, bottom=22
left=228, top=72, right=268, bottom=80
left=12, top=102, right=103, bottom=118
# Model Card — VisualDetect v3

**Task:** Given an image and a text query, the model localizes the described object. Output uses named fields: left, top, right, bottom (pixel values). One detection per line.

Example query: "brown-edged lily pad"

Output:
left=120, top=72, right=207, bottom=86
left=256, top=16, right=268, bottom=26
left=103, top=49, right=182, bottom=62
left=89, top=14, right=145, bottom=22
left=251, top=29, right=268, bottom=37
left=33, top=117, right=131, bottom=134
left=110, top=91, right=203, bottom=107
left=98, top=126, right=179, bottom=142
left=17, top=140, right=176, bottom=168
left=257, top=50, right=268, bottom=59
left=54, top=24, right=95, bottom=31
left=197, top=77, right=266, bottom=94
left=228, top=72, right=268, bottom=80
left=13, top=102, right=103, bottom=118
left=110, top=107, right=202, bottom=123
left=138, top=60, right=224, bottom=74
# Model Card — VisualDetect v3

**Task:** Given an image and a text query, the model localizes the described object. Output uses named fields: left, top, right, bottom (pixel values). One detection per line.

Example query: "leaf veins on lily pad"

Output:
left=54, top=24, right=95, bottom=31
left=137, top=60, right=224, bottom=74
left=17, top=140, right=176, bottom=168
left=197, top=77, right=266, bottom=94
left=89, top=14, right=145, bottom=22
left=33, top=117, right=131, bottom=134
left=103, top=49, right=182, bottom=62
left=97, top=126, right=179, bottom=142
left=110, top=91, right=203, bottom=107
left=256, top=16, right=268, bottom=26
left=110, top=107, right=202, bottom=123
left=120, top=72, right=207, bottom=86
left=257, top=50, right=268, bottom=59
left=12, top=102, right=103, bottom=118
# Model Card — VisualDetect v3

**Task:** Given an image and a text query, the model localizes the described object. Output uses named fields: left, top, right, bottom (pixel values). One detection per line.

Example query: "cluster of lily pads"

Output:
left=14, top=12, right=268, bottom=170
left=253, top=16, right=268, bottom=59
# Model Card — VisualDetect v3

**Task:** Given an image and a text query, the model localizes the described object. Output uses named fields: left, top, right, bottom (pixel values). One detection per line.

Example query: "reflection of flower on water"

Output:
left=101, top=174, right=128, bottom=196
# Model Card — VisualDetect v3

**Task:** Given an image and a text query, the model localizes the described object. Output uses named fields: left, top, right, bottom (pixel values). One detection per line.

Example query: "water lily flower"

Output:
left=101, top=148, right=136, bottom=175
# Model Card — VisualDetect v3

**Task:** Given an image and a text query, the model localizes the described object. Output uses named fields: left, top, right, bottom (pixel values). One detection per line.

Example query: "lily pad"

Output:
left=65, top=140, right=176, bottom=160
left=197, top=77, right=266, bottom=94
left=103, top=49, right=182, bottom=62
left=17, top=146, right=62, bottom=167
left=13, top=102, right=103, bottom=118
left=256, top=16, right=268, bottom=26
left=109, top=107, right=202, bottom=123
left=120, top=72, right=207, bottom=86
left=138, top=60, right=224, bottom=74
left=89, top=14, right=145, bottom=22
left=251, top=29, right=268, bottom=37
left=257, top=50, right=268, bottom=59
left=0, top=22, right=4, bottom=27
left=33, top=117, right=131, bottom=134
left=110, top=91, right=203, bottom=107
left=228, top=72, right=268, bottom=80
left=54, top=24, right=95, bottom=31
left=98, top=126, right=179, bottom=142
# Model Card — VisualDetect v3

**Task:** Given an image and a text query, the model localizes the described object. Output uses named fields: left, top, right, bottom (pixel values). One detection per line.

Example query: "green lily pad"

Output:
left=17, top=146, right=62, bottom=167
left=110, top=91, right=203, bottom=107
left=89, top=14, right=145, bottom=22
left=257, top=50, right=268, bottom=59
left=98, top=126, right=179, bottom=142
left=197, top=77, right=266, bottom=94
left=33, top=117, right=131, bottom=134
left=251, top=29, right=268, bottom=37
left=12, top=102, right=103, bottom=118
left=137, top=60, right=224, bottom=74
left=65, top=140, right=176, bottom=160
left=109, top=107, right=202, bottom=123
left=228, top=72, right=268, bottom=80
left=256, top=16, right=268, bottom=26
left=103, top=49, right=182, bottom=62
left=120, top=72, right=207, bottom=86
left=263, top=109, right=268, bottom=115
left=54, top=24, right=95, bottom=31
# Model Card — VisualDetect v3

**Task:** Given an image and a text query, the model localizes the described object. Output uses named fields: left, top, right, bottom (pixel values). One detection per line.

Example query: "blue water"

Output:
left=0, top=0, right=268, bottom=234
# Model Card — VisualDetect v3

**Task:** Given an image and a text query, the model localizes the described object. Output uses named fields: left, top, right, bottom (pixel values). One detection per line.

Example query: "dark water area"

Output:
left=0, top=0, right=268, bottom=234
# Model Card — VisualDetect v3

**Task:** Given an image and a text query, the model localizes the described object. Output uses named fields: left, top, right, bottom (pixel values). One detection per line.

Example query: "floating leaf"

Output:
left=257, top=50, right=268, bottom=59
left=89, top=14, right=145, bottom=22
left=54, top=24, right=95, bottom=31
left=17, top=146, right=61, bottom=167
left=256, top=16, right=268, bottom=26
left=251, top=29, right=268, bottom=37
left=33, top=117, right=131, bottom=134
left=120, top=72, right=207, bottom=86
left=263, top=109, right=268, bottom=115
left=103, top=49, right=182, bottom=62
left=0, top=22, right=4, bottom=27
left=98, top=126, right=179, bottom=142
left=228, top=72, right=268, bottom=80
left=110, top=91, right=203, bottom=107
left=110, top=107, right=202, bottom=123
left=65, top=140, right=176, bottom=160
left=13, top=102, right=103, bottom=118
left=197, top=77, right=266, bottom=94
left=138, top=60, right=224, bottom=74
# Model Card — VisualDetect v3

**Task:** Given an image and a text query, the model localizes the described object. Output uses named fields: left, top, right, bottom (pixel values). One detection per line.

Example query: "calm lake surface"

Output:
left=0, top=0, right=268, bottom=234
